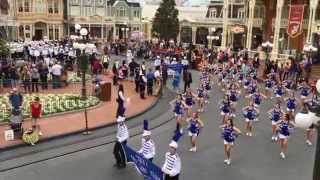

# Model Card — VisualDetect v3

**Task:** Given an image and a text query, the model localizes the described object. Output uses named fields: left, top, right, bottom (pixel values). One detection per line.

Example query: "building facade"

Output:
left=174, top=0, right=320, bottom=58
left=15, top=0, right=64, bottom=41
left=67, top=0, right=142, bottom=41
left=0, top=0, right=18, bottom=41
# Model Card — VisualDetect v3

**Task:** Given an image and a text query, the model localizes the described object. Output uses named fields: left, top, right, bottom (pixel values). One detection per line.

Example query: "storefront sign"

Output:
left=287, top=5, right=304, bottom=38
left=124, top=145, right=163, bottom=180
left=231, top=26, right=245, bottom=34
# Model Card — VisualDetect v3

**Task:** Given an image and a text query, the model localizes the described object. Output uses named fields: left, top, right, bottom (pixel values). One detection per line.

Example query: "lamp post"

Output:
left=262, top=41, right=273, bottom=64
left=74, top=27, right=91, bottom=135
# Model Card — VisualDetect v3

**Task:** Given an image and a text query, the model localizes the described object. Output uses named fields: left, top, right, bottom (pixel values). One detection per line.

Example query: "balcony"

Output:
left=230, top=0, right=246, bottom=4
left=272, top=18, right=309, bottom=29
left=252, top=18, right=263, bottom=27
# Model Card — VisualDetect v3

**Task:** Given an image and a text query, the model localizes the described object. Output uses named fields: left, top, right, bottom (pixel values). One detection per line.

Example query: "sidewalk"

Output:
left=0, top=74, right=157, bottom=149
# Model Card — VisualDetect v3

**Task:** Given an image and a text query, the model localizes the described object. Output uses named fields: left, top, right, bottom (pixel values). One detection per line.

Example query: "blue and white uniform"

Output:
left=138, top=139, right=156, bottom=160
left=286, top=97, right=297, bottom=112
left=116, top=123, right=129, bottom=143
left=252, top=93, right=262, bottom=107
left=162, top=152, right=181, bottom=177
left=197, top=88, right=204, bottom=99
left=274, top=86, right=284, bottom=98
left=220, top=100, right=231, bottom=116
left=173, top=101, right=183, bottom=117
left=185, top=95, right=194, bottom=108
left=300, top=86, right=310, bottom=99
left=270, top=109, right=282, bottom=125
left=228, top=90, right=238, bottom=103
left=221, top=126, right=236, bottom=145
left=279, top=121, right=290, bottom=139
left=188, top=118, right=201, bottom=137
left=265, top=79, right=273, bottom=90
left=244, top=107, right=257, bottom=122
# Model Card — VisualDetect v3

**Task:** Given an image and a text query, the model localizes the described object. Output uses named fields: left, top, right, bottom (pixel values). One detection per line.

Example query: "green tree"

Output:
left=0, top=38, right=9, bottom=58
left=152, top=0, right=179, bottom=41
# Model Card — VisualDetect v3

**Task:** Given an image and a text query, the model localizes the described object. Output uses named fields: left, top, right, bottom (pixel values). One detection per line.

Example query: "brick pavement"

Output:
left=0, top=73, right=157, bottom=149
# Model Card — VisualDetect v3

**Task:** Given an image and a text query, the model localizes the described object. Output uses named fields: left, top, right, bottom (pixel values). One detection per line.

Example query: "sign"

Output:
left=287, top=5, right=304, bottom=38
left=124, top=145, right=163, bottom=180
left=168, top=64, right=183, bottom=73
left=231, top=26, right=245, bottom=34
left=4, top=129, right=14, bottom=141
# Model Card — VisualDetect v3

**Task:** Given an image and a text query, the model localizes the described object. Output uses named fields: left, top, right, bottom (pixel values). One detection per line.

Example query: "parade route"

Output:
left=0, top=71, right=316, bottom=180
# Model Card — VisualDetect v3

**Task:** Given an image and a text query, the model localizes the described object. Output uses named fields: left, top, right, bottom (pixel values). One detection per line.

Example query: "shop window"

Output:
left=134, top=10, right=140, bottom=18
left=19, top=25, right=24, bottom=38
left=238, top=8, right=245, bottom=19
left=54, top=1, right=59, bottom=13
left=117, top=7, right=125, bottom=17
left=48, top=0, right=53, bottom=14
left=18, top=0, right=23, bottom=12
left=210, top=8, right=217, bottom=18
left=24, top=0, right=30, bottom=12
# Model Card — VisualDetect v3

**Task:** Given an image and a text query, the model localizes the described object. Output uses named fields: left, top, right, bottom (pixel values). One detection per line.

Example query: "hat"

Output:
left=169, top=125, right=183, bottom=149
left=142, top=119, right=151, bottom=137
left=117, top=116, right=125, bottom=123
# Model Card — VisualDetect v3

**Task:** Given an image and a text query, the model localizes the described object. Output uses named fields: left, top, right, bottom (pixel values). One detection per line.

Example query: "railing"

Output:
left=252, top=18, right=263, bottom=27
left=272, top=18, right=309, bottom=28
left=230, top=0, right=246, bottom=4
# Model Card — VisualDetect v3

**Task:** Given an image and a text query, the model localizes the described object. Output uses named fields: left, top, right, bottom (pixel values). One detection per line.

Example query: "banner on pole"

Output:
left=287, top=4, right=304, bottom=38
left=124, top=145, right=163, bottom=180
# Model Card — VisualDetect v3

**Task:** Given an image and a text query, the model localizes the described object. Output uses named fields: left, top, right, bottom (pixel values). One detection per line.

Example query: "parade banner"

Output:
left=124, top=145, right=163, bottom=180
left=287, top=5, right=304, bottom=38
left=168, top=64, right=183, bottom=73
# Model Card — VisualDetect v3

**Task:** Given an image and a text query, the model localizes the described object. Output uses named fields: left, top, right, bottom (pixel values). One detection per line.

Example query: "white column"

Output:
left=53, top=24, right=55, bottom=40
left=221, top=0, right=229, bottom=49
left=246, top=0, right=255, bottom=50
left=192, top=26, right=197, bottom=44
left=306, top=0, right=319, bottom=44
left=271, top=0, right=284, bottom=60
left=113, top=24, right=116, bottom=40
left=177, top=25, right=181, bottom=44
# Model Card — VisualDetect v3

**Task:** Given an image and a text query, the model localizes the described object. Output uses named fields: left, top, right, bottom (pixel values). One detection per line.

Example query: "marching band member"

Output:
left=220, top=118, right=241, bottom=165
left=220, top=95, right=232, bottom=121
left=162, top=128, right=182, bottom=180
left=188, top=112, right=204, bottom=152
left=285, top=92, right=297, bottom=114
left=113, top=116, right=129, bottom=168
left=138, top=120, right=156, bottom=161
left=184, top=88, right=196, bottom=117
left=264, top=77, right=274, bottom=97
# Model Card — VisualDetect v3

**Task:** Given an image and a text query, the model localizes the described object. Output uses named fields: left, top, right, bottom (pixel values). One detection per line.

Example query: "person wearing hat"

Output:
left=162, top=127, right=182, bottom=180
left=113, top=116, right=129, bottom=168
left=138, top=120, right=156, bottom=161
left=139, top=71, right=147, bottom=99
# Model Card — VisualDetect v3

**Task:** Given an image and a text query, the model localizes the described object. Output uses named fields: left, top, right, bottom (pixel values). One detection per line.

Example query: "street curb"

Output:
left=0, top=95, right=160, bottom=151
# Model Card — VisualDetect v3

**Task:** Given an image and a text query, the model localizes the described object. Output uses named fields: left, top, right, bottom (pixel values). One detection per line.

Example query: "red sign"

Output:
left=287, top=5, right=304, bottom=38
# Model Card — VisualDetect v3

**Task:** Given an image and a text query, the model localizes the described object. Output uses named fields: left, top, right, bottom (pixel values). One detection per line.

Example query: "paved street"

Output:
left=0, top=70, right=316, bottom=180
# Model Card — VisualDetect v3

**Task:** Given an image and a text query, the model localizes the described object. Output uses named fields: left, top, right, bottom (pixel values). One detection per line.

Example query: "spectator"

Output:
left=51, top=62, right=63, bottom=89
left=39, top=64, right=49, bottom=89
left=146, top=68, right=155, bottom=96
left=9, top=88, right=23, bottom=109
left=183, top=69, right=192, bottom=93
left=139, top=71, right=147, bottom=99
left=21, top=66, right=31, bottom=93
left=31, top=64, right=40, bottom=92
left=112, top=63, right=118, bottom=86
left=30, top=96, right=42, bottom=136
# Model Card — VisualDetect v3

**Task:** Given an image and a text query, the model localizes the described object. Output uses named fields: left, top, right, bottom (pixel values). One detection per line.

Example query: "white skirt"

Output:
left=224, top=140, right=234, bottom=145
left=279, top=133, right=289, bottom=139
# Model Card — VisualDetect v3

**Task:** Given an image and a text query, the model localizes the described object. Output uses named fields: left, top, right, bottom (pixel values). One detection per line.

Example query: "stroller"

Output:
left=9, top=108, right=23, bottom=138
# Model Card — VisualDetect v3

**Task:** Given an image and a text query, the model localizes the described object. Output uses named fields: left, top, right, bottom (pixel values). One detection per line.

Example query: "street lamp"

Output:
left=262, top=41, right=273, bottom=64
left=73, top=27, right=92, bottom=135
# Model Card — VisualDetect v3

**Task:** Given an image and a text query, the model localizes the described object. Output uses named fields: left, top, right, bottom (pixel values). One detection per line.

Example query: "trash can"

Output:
left=99, top=82, right=112, bottom=101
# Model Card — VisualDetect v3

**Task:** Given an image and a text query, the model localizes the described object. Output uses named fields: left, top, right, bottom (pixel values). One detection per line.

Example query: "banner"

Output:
left=124, top=145, right=163, bottom=180
left=287, top=5, right=304, bottom=38
left=168, top=63, right=183, bottom=73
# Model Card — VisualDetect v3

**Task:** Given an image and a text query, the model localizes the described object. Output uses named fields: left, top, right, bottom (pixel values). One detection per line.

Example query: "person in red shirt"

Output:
left=30, top=96, right=42, bottom=136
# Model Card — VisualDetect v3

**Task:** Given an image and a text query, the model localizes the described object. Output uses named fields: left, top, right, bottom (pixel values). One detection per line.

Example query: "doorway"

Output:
left=34, top=29, right=43, bottom=40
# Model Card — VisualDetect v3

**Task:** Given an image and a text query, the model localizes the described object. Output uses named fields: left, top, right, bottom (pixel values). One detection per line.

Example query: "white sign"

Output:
left=4, top=129, right=14, bottom=141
